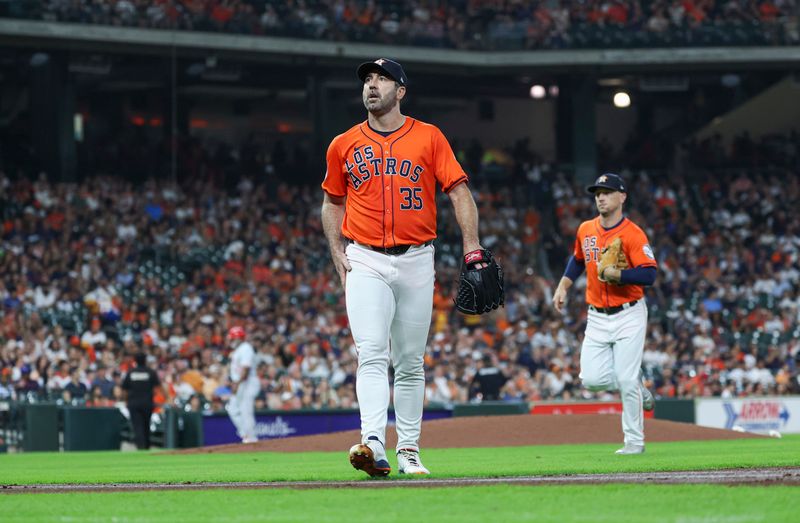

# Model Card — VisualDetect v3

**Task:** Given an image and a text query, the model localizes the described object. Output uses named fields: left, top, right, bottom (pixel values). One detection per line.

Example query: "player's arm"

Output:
left=446, top=182, right=482, bottom=254
left=431, top=127, right=480, bottom=256
left=321, top=192, right=351, bottom=287
left=553, top=255, right=585, bottom=313
left=231, top=366, right=249, bottom=393
left=602, top=266, right=656, bottom=285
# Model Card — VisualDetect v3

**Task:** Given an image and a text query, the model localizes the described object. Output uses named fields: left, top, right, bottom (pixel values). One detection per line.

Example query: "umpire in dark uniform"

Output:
left=470, top=355, right=508, bottom=401
left=121, top=352, right=161, bottom=450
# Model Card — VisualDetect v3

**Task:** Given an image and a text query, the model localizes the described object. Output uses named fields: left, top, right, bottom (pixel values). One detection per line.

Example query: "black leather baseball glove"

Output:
left=454, top=249, right=505, bottom=315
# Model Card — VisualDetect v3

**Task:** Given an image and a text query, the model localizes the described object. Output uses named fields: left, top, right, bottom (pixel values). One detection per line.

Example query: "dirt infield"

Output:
left=178, top=414, right=763, bottom=455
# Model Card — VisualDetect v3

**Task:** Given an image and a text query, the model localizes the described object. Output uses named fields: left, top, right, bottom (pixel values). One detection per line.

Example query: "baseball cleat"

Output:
left=396, top=448, right=430, bottom=475
left=615, top=444, right=645, bottom=455
left=349, top=443, right=391, bottom=477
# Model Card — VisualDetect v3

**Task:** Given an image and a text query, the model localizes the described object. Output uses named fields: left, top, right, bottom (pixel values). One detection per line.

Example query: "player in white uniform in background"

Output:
left=225, top=326, right=260, bottom=444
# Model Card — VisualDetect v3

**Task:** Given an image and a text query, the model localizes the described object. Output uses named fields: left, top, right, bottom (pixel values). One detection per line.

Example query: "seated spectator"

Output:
left=543, top=363, right=573, bottom=399
left=0, top=368, right=15, bottom=400
left=64, top=367, right=88, bottom=401
left=80, top=318, right=107, bottom=350
left=86, top=385, right=115, bottom=407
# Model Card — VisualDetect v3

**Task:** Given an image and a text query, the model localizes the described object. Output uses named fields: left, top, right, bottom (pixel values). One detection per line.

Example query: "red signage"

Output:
left=740, top=402, right=782, bottom=420
left=531, top=402, right=655, bottom=418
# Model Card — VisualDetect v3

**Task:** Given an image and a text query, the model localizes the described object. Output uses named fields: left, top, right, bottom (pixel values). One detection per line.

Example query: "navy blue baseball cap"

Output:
left=357, top=58, right=408, bottom=86
left=587, top=173, right=627, bottom=194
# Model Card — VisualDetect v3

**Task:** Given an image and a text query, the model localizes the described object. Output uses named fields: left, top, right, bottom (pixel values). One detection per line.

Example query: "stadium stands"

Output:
left=2, top=0, right=797, bottom=49
left=1, top=129, right=798, bottom=413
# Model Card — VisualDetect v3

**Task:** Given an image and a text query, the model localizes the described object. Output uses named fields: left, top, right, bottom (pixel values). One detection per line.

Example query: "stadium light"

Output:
left=74, top=114, right=83, bottom=142
left=529, top=85, right=546, bottom=99
left=613, top=91, right=631, bottom=108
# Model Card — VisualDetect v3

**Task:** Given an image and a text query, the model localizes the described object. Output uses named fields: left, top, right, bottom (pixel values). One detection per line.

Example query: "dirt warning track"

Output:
left=3, top=468, right=799, bottom=494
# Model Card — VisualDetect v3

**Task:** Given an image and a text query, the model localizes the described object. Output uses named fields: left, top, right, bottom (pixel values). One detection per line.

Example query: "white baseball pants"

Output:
left=345, top=242, right=434, bottom=451
left=226, top=379, right=260, bottom=442
left=579, top=299, right=648, bottom=446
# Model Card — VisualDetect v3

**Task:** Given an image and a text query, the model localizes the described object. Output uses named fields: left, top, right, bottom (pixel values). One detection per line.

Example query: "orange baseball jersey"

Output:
left=321, top=117, right=467, bottom=247
left=573, top=217, right=657, bottom=308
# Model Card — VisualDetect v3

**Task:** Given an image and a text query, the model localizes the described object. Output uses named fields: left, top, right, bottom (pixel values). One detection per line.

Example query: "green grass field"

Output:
left=2, top=436, right=799, bottom=484
left=1, top=485, right=798, bottom=523
left=1, top=436, right=798, bottom=522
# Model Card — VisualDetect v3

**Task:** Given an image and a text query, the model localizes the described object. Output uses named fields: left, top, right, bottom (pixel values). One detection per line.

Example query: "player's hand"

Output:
left=552, top=287, right=567, bottom=313
left=602, top=267, right=622, bottom=284
left=231, top=381, right=239, bottom=394
left=464, top=244, right=487, bottom=269
left=332, top=249, right=352, bottom=287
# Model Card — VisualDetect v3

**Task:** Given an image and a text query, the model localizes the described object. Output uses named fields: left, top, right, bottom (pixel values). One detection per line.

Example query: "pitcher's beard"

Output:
left=364, top=96, right=396, bottom=115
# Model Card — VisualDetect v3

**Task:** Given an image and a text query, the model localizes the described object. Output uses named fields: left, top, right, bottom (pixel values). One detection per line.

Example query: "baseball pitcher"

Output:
left=321, top=58, right=499, bottom=476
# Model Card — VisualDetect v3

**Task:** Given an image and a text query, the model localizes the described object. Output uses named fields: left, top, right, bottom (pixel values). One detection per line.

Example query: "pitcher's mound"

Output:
left=181, top=414, right=763, bottom=455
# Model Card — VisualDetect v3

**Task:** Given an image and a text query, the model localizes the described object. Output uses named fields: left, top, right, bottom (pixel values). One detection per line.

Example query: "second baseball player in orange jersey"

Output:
left=553, top=172, right=657, bottom=455
left=321, top=58, right=486, bottom=477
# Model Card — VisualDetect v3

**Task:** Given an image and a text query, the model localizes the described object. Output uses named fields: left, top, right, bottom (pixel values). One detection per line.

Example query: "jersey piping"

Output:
left=358, top=126, right=386, bottom=248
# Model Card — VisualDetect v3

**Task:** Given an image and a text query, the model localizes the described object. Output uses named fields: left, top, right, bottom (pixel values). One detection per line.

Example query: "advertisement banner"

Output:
left=203, top=409, right=451, bottom=446
left=531, top=401, right=655, bottom=418
left=695, top=397, right=800, bottom=435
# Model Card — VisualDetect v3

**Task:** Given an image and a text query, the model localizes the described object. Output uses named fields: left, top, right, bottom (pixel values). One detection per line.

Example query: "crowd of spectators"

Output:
left=0, top=163, right=542, bottom=413
left=596, top=129, right=800, bottom=172
left=4, top=0, right=797, bottom=49
left=681, top=130, right=800, bottom=170
left=1, top=129, right=799, bottom=421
